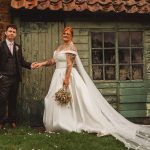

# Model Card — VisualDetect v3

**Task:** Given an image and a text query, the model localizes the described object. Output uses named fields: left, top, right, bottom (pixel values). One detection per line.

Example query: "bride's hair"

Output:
left=63, top=26, right=73, bottom=37
left=55, top=26, right=76, bottom=51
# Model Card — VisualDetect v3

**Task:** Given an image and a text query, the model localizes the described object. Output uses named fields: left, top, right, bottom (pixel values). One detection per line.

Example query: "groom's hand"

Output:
left=31, top=62, right=39, bottom=69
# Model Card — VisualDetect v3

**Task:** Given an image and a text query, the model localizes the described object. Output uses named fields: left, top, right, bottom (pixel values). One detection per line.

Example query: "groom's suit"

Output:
left=0, top=40, right=31, bottom=125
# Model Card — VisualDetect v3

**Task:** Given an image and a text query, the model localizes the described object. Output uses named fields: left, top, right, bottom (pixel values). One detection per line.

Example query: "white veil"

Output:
left=75, top=53, right=150, bottom=150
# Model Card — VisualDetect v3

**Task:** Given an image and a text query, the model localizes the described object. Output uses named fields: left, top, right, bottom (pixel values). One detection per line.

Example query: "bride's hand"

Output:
left=63, top=79, right=69, bottom=88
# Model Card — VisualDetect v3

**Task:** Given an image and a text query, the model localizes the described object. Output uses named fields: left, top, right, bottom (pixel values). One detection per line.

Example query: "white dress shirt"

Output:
left=6, top=39, right=14, bottom=55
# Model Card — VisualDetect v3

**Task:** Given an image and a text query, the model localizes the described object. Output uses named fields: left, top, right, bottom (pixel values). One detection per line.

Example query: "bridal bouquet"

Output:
left=55, top=86, right=72, bottom=105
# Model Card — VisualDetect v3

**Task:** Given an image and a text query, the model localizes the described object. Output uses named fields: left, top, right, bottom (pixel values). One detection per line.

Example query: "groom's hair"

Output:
left=63, top=26, right=73, bottom=36
left=6, top=24, right=17, bottom=31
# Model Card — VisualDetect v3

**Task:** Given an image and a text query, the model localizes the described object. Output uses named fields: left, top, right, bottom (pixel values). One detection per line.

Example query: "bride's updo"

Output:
left=63, top=26, right=73, bottom=37
left=56, top=26, right=76, bottom=51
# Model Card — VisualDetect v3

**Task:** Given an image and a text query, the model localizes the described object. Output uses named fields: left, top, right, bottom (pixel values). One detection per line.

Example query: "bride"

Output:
left=36, top=26, right=150, bottom=150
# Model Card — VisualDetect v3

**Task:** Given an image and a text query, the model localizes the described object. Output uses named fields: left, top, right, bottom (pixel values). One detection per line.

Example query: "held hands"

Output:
left=31, top=59, right=55, bottom=69
left=34, top=62, right=44, bottom=69
left=31, top=62, right=44, bottom=69
left=31, top=62, right=39, bottom=69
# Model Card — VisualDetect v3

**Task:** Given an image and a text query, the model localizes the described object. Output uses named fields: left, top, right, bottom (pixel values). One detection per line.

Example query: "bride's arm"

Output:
left=63, top=53, right=76, bottom=87
left=36, top=58, right=56, bottom=68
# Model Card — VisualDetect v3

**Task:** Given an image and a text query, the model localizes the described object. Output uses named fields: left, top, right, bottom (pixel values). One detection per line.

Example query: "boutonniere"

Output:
left=15, top=45, right=19, bottom=52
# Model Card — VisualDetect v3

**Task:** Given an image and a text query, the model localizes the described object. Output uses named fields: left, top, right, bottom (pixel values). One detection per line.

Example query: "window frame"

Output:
left=89, top=29, right=144, bottom=82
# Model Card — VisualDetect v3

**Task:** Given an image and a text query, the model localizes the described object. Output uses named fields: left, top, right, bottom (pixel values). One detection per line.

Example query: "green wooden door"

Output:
left=19, top=22, right=59, bottom=125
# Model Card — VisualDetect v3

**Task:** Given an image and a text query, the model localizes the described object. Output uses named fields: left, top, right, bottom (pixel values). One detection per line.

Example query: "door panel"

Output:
left=20, top=22, right=59, bottom=101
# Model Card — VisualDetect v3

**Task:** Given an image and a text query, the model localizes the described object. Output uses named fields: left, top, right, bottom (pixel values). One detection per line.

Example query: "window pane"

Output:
left=104, top=49, right=115, bottom=64
left=105, top=66, right=115, bottom=80
left=91, top=31, right=143, bottom=81
left=131, top=32, right=142, bottom=47
left=92, top=50, right=103, bottom=64
left=132, top=65, right=143, bottom=80
left=93, top=66, right=103, bottom=80
left=119, top=49, right=130, bottom=64
left=118, top=32, right=129, bottom=47
left=119, top=66, right=130, bottom=80
left=104, top=32, right=115, bottom=47
left=91, top=32, right=102, bottom=48
left=132, top=48, right=143, bottom=63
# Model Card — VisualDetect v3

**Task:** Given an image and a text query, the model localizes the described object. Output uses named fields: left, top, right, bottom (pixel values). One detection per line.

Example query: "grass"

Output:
left=0, top=126, right=128, bottom=150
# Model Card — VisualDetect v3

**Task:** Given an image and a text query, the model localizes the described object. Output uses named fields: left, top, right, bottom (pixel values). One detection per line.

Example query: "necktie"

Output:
left=9, top=43, right=13, bottom=55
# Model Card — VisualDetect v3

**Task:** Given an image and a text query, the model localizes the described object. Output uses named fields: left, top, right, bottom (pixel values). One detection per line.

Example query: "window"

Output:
left=91, top=31, right=143, bottom=81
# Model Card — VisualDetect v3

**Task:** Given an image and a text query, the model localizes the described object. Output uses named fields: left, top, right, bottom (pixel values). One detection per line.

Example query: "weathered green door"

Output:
left=18, top=22, right=60, bottom=125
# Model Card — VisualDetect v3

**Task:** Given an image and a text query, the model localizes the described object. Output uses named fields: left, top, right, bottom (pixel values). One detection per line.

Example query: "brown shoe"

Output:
left=0, top=124, right=4, bottom=130
left=11, top=123, right=17, bottom=129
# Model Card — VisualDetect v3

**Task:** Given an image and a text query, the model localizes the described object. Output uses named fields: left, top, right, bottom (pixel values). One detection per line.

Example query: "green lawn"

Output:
left=0, top=126, right=128, bottom=150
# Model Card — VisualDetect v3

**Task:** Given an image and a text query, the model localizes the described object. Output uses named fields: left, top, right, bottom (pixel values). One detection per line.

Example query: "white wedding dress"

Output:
left=43, top=48, right=150, bottom=150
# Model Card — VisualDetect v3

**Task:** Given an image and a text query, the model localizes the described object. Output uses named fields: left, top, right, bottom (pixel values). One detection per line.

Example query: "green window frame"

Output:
left=91, top=31, right=144, bottom=81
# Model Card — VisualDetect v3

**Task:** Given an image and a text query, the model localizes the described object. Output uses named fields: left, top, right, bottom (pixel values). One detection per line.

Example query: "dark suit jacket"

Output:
left=0, top=40, right=32, bottom=81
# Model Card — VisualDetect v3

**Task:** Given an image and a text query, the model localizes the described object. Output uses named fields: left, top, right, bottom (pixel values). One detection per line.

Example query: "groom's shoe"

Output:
left=0, top=124, right=4, bottom=130
left=11, top=123, right=17, bottom=129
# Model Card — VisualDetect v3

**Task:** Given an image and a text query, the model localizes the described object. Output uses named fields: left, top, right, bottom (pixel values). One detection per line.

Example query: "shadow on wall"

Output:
left=17, top=100, right=44, bottom=127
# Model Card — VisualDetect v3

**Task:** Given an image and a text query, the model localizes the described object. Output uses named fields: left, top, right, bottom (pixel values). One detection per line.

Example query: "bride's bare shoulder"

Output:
left=55, top=45, right=63, bottom=52
left=70, top=42, right=77, bottom=52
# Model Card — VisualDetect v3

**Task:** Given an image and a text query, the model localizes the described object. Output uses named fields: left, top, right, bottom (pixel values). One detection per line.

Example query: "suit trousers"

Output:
left=0, top=74, right=19, bottom=124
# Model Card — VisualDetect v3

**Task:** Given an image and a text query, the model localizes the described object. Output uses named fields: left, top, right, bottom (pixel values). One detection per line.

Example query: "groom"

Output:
left=0, top=24, right=38, bottom=129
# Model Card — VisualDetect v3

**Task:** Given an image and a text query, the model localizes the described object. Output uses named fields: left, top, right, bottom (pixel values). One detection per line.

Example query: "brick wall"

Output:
left=0, top=0, right=11, bottom=41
